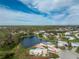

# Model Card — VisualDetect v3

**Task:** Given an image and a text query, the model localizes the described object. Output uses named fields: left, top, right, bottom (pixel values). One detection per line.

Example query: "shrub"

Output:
left=49, top=53, right=59, bottom=58
left=1, top=52, right=15, bottom=59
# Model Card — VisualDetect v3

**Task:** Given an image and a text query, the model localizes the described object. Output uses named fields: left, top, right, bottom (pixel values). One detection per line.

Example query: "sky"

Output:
left=0, top=0, right=79, bottom=25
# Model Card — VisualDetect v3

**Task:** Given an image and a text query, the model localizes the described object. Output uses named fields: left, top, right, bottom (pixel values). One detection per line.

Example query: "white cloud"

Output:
left=64, top=5, right=79, bottom=25
left=0, top=0, right=79, bottom=25
left=50, top=13, right=66, bottom=20
left=0, top=7, right=53, bottom=25
left=20, top=0, right=74, bottom=13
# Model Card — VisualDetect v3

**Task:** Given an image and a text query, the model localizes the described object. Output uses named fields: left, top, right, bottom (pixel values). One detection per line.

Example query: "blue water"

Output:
left=21, top=36, right=43, bottom=48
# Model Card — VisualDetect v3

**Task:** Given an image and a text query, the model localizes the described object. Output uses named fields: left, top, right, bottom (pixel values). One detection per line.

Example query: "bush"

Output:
left=1, top=52, right=15, bottom=59
left=49, top=53, right=59, bottom=58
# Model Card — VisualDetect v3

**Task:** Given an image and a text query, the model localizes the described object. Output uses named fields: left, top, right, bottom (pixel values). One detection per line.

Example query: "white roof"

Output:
left=58, top=41, right=68, bottom=46
left=71, top=43, right=79, bottom=46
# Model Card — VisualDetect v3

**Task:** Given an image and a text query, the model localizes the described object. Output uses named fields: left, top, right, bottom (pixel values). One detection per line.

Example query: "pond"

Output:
left=21, top=36, right=44, bottom=48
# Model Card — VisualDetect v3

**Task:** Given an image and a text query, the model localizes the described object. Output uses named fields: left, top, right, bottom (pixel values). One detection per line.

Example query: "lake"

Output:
left=21, top=36, right=44, bottom=48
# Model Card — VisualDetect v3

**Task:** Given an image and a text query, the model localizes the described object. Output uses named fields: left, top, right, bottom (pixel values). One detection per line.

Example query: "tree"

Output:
left=49, top=53, right=59, bottom=59
left=1, top=52, right=14, bottom=59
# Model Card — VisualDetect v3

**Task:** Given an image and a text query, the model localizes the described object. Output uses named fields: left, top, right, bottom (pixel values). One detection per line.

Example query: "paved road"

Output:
left=59, top=50, right=79, bottom=59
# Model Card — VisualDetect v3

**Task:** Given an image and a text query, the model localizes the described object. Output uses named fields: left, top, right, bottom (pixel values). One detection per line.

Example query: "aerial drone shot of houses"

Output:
left=0, top=26, right=79, bottom=59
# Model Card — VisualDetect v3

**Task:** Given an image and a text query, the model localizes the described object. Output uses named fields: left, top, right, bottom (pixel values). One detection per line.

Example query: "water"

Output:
left=21, top=36, right=43, bottom=48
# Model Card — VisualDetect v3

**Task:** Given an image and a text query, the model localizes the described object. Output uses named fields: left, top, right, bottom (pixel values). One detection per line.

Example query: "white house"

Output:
left=69, top=36, right=75, bottom=40
left=65, top=32, right=71, bottom=36
left=71, top=43, right=79, bottom=47
left=58, top=41, right=68, bottom=47
left=33, top=31, right=39, bottom=35
left=75, top=33, right=79, bottom=38
left=39, top=30, right=45, bottom=33
left=29, top=48, right=48, bottom=56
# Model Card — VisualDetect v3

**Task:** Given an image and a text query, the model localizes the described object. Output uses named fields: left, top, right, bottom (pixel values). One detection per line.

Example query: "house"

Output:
left=34, top=43, right=47, bottom=48
left=65, top=36, right=75, bottom=40
left=43, top=33, right=49, bottom=39
left=50, top=33, right=54, bottom=36
left=19, top=30, right=27, bottom=34
left=71, top=43, right=79, bottom=47
left=75, top=33, right=79, bottom=38
left=58, top=41, right=68, bottom=47
left=68, top=36, right=75, bottom=40
left=29, top=48, right=48, bottom=56
left=65, top=32, right=72, bottom=36
left=33, top=31, right=39, bottom=35
left=39, top=30, right=45, bottom=33
left=42, top=42, right=57, bottom=53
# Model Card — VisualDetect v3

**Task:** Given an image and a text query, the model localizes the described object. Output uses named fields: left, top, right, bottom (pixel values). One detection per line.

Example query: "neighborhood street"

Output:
left=60, top=50, right=79, bottom=59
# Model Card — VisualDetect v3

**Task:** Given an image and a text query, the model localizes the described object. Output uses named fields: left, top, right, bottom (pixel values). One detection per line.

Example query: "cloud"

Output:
left=19, top=0, right=78, bottom=24
left=64, top=5, right=79, bottom=25
left=0, top=0, right=46, bottom=15
left=0, top=0, right=79, bottom=25
left=20, top=0, right=74, bottom=13
left=0, top=7, right=53, bottom=25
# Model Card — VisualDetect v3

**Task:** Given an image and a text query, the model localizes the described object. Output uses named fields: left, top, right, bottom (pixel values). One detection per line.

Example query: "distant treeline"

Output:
left=0, top=25, right=79, bottom=31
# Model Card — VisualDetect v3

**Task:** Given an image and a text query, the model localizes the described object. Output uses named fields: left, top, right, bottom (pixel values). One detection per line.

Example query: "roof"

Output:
left=71, top=43, right=79, bottom=46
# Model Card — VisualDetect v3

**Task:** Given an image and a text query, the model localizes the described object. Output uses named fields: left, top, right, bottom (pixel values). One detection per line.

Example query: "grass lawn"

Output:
left=11, top=44, right=29, bottom=59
